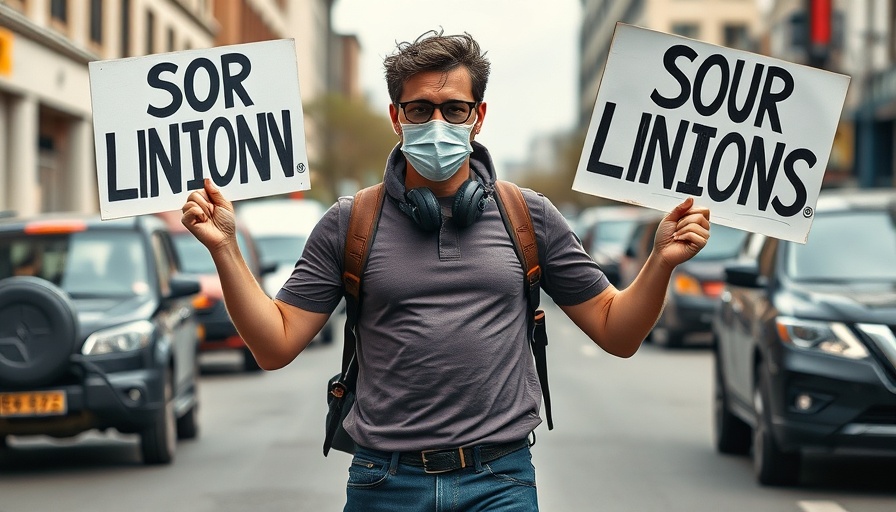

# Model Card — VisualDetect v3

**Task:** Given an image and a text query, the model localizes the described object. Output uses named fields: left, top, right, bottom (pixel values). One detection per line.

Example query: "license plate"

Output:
left=0, top=390, right=67, bottom=417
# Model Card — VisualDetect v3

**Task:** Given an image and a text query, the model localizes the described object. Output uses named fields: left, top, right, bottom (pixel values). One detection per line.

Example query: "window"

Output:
left=671, top=23, right=699, bottom=40
left=50, top=0, right=67, bottom=23
left=90, top=0, right=103, bottom=44
left=145, top=10, right=155, bottom=54
left=723, top=24, right=750, bottom=50
left=120, top=0, right=130, bottom=57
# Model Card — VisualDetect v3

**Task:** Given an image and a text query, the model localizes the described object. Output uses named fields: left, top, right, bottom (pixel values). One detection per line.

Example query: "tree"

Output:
left=517, top=127, right=617, bottom=213
left=302, top=93, right=398, bottom=204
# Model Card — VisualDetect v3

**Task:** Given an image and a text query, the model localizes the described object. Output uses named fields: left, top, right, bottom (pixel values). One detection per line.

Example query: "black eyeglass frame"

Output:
left=396, top=100, right=479, bottom=124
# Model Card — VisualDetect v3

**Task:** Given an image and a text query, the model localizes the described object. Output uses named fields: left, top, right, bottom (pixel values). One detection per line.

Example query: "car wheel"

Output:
left=176, top=361, right=200, bottom=439
left=176, top=404, right=200, bottom=440
left=319, top=323, right=334, bottom=345
left=242, top=346, right=263, bottom=372
left=141, top=375, right=176, bottom=465
left=753, top=370, right=800, bottom=486
left=713, top=355, right=751, bottom=455
left=652, top=326, right=683, bottom=348
left=0, top=277, right=78, bottom=387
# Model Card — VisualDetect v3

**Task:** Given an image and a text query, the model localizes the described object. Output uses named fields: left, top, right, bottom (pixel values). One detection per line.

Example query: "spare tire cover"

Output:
left=0, top=276, right=78, bottom=387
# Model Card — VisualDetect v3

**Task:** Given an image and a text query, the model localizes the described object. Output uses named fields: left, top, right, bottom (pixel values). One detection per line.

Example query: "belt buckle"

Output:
left=420, top=448, right=466, bottom=474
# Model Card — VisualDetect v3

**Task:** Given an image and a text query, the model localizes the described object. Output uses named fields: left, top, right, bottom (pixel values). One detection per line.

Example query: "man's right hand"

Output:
left=181, top=178, right=237, bottom=252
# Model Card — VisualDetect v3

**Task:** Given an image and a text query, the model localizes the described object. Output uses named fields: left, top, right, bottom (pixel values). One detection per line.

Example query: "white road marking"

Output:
left=798, top=501, right=851, bottom=512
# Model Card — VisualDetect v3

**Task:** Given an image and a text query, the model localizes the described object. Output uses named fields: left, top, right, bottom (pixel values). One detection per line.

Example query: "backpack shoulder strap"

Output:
left=493, top=181, right=541, bottom=307
left=339, top=182, right=385, bottom=372
left=343, top=183, right=385, bottom=301
left=492, top=180, right=553, bottom=430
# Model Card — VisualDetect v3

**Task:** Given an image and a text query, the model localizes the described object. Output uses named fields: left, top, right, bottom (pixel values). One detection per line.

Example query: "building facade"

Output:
left=0, top=0, right=217, bottom=215
left=578, top=0, right=762, bottom=129
left=0, top=0, right=345, bottom=215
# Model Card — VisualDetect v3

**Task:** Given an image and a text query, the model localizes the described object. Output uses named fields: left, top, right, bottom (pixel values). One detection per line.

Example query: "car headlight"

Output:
left=82, top=320, right=154, bottom=355
left=776, top=316, right=868, bottom=359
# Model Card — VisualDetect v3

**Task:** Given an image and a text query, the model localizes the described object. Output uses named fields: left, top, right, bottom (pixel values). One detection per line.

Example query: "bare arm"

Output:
left=561, top=197, right=710, bottom=358
left=181, top=179, right=326, bottom=370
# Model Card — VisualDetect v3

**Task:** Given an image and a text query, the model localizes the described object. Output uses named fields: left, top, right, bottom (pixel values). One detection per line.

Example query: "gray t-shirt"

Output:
left=277, top=146, right=609, bottom=452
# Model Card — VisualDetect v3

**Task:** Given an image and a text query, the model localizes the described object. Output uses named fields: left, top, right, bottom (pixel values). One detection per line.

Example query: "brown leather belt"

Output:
left=399, top=439, right=528, bottom=474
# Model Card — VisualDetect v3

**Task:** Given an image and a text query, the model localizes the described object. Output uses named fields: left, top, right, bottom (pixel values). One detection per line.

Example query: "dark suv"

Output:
left=712, top=188, right=896, bottom=485
left=0, top=213, right=202, bottom=464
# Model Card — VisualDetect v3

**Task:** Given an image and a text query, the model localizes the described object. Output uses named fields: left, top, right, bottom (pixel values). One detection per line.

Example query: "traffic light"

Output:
left=807, top=0, right=832, bottom=67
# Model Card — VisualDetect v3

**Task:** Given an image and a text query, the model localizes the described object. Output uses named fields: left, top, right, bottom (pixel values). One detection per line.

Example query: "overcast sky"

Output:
left=331, top=0, right=582, bottom=169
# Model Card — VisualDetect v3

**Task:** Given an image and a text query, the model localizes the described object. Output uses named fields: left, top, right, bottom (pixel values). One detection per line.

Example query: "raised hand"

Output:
left=652, top=197, right=710, bottom=269
left=181, top=179, right=237, bottom=252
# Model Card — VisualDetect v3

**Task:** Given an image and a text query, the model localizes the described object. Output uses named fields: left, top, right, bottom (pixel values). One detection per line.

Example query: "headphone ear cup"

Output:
left=404, top=187, right=442, bottom=231
left=452, top=180, right=486, bottom=228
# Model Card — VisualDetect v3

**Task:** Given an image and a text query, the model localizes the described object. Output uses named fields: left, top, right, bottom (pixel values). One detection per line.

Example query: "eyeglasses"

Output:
left=397, top=100, right=478, bottom=124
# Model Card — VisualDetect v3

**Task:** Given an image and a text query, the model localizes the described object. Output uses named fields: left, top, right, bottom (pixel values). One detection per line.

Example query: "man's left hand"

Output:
left=653, top=197, right=710, bottom=269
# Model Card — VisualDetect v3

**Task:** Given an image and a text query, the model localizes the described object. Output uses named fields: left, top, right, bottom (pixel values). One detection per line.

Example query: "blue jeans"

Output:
left=343, top=444, right=539, bottom=511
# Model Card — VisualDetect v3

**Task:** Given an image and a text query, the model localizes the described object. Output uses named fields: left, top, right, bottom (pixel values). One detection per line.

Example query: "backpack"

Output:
left=323, top=180, right=551, bottom=456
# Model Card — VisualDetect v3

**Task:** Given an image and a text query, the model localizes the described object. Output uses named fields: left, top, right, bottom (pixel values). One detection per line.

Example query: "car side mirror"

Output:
left=724, top=262, right=764, bottom=288
left=168, top=275, right=201, bottom=299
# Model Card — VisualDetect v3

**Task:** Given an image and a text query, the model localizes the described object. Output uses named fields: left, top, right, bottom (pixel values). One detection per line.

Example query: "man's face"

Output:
left=389, top=67, right=486, bottom=138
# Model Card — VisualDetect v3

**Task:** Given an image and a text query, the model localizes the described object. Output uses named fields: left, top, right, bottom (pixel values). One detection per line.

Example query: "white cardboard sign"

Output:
left=89, top=39, right=309, bottom=220
left=572, top=24, right=850, bottom=243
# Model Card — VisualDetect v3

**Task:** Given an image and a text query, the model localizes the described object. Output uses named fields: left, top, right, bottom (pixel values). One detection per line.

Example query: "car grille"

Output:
left=852, top=406, right=896, bottom=426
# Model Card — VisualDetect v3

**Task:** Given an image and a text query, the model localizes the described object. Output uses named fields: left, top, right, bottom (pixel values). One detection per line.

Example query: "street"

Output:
left=1, top=299, right=893, bottom=512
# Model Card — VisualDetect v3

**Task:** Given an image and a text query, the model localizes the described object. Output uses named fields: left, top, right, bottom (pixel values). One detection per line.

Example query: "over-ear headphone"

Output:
left=399, top=179, right=487, bottom=232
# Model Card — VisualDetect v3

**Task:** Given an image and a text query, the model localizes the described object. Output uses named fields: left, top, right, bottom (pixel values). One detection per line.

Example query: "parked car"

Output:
left=235, top=198, right=336, bottom=344
left=235, top=198, right=324, bottom=295
left=617, top=208, right=749, bottom=347
left=0, top=213, right=202, bottom=464
left=577, top=204, right=654, bottom=286
left=712, top=188, right=896, bottom=486
left=652, top=222, right=749, bottom=347
left=616, top=210, right=665, bottom=291
left=156, top=211, right=271, bottom=372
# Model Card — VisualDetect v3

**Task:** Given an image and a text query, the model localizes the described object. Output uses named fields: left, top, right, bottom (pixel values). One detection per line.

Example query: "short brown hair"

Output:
left=383, top=30, right=491, bottom=104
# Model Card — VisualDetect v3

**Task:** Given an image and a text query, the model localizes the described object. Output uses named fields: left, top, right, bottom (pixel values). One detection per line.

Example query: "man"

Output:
left=182, top=30, right=710, bottom=511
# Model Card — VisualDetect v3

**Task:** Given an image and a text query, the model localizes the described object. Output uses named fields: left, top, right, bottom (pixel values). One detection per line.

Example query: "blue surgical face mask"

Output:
left=399, top=119, right=476, bottom=182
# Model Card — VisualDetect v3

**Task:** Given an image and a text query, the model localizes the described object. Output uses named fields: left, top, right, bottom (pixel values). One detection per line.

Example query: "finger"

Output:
left=183, top=190, right=213, bottom=221
left=204, top=178, right=232, bottom=211
left=667, top=196, right=695, bottom=221
left=676, top=209, right=711, bottom=231
left=673, top=230, right=709, bottom=249
left=181, top=202, right=207, bottom=226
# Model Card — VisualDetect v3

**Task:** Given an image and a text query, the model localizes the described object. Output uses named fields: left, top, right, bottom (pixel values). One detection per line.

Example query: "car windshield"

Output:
left=786, top=210, right=896, bottom=281
left=595, top=219, right=637, bottom=247
left=692, top=224, right=749, bottom=261
left=255, top=234, right=306, bottom=267
left=0, top=230, right=150, bottom=297
left=171, top=231, right=251, bottom=275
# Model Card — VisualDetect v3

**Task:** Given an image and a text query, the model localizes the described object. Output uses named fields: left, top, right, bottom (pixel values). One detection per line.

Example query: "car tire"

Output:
left=176, top=404, right=200, bottom=440
left=0, top=277, right=78, bottom=387
left=141, top=375, right=176, bottom=465
left=713, top=354, right=751, bottom=455
left=652, top=325, right=683, bottom=348
left=753, top=369, right=800, bottom=486
left=176, top=360, right=200, bottom=440
left=319, top=323, right=334, bottom=345
left=242, top=346, right=263, bottom=372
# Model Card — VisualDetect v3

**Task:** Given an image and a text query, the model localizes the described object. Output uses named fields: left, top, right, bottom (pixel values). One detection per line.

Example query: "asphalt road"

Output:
left=1, top=300, right=894, bottom=511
